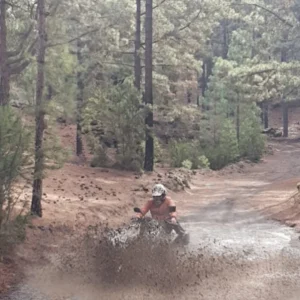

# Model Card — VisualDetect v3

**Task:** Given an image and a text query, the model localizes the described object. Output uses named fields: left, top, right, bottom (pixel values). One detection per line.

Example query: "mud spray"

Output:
left=3, top=218, right=300, bottom=300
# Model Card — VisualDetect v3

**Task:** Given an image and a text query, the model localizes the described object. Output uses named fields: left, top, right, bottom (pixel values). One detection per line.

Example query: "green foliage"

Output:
left=141, top=136, right=165, bottom=164
left=0, top=106, right=31, bottom=236
left=0, top=214, right=30, bottom=255
left=169, top=141, right=192, bottom=168
left=43, top=118, right=71, bottom=171
left=204, top=119, right=239, bottom=170
left=83, top=80, right=145, bottom=171
left=6, top=0, right=299, bottom=180
left=89, top=141, right=110, bottom=168
left=181, top=159, right=192, bottom=170
left=169, top=140, right=210, bottom=169
left=0, top=107, right=30, bottom=184
left=197, top=155, right=210, bottom=169
left=239, top=104, right=265, bottom=161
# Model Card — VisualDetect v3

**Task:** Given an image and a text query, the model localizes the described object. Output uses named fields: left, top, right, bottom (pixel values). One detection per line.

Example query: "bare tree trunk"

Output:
left=236, top=100, right=240, bottom=142
left=263, top=102, right=268, bottom=129
left=196, top=70, right=200, bottom=107
left=134, top=0, right=141, bottom=91
left=201, top=58, right=213, bottom=111
left=31, top=0, right=46, bottom=217
left=187, top=89, right=191, bottom=104
left=144, top=0, right=154, bottom=172
left=257, top=102, right=263, bottom=124
left=76, top=39, right=84, bottom=156
left=201, top=61, right=206, bottom=98
left=0, top=0, right=9, bottom=106
left=221, top=20, right=228, bottom=59
left=281, top=31, right=288, bottom=137
left=282, top=101, right=288, bottom=137
left=0, top=186, right=4, bottom=227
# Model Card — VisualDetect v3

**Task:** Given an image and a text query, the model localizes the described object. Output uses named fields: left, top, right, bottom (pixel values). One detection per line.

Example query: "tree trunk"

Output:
left=201, top=61, right=207, bottom=111
left=283, top=101, right=288, bottom=137
left=263, top=102, right=268, bottom=129
left=196, top=70, right=200, bottom=107
left=144, top=0, right=154, bottom=172
left=221, top=20, right=228, bottom=59
left=134, top=0, right=141, bottom=91
left=31, top=0, right=46, bottom=217
left=201, top=61, right=206, bottom=98
left=0, top=186, right=4, bottom=227
left=187, top=89, right=191, bottom=104
left=76, top=39, right=84, bottom=156
left=201, top=58, right=213, bottom=110
left=281, top=31, right=288, bottom=137
left=0, top=0, right=9, bottom=106
left=236, top=100, right=240, bottom=142
left=257, top=102, right=263, bottom=124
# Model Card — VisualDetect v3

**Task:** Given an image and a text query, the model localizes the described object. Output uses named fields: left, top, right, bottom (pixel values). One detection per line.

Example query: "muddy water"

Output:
left=4, top=203, right=300, bottom=300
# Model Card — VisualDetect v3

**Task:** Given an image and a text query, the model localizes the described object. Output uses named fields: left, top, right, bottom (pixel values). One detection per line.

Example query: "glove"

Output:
left=131, top=214, right=142, bottom=222
left=165, top=217, right=177, bottom=224
left=170, top=217, right=177, bottom=224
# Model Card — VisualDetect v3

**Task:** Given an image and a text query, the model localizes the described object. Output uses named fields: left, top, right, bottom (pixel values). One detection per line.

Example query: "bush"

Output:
left=169, top=141, right=210, bottom=169
left=197, top=155, right=210, bottom=169
left=181, top=159, right=192, bottom=170
left=90, top=143, right=110, bottom=168
left=205, top=119, right=239, bottom=170
left=141, top=136, right=166, bottom=164
left=84, top=80, right=145, bottom=171
left=0, top=106, right=31, bottom=254
left=168, top=141, right=191, bottom=168
left=0, top=215, right=29, bottom=255
left=239, top=104, right=265, bottom=161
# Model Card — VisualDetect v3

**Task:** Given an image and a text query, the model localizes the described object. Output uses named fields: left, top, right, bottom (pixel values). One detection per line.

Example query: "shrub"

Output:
left=84, top=80, right=145, bottom=171
left=0, top=106, right=31, bottom=254
left=239, top=104, right=265, bottom=161
left=205, top=119, right=239, bottom=170
left=169, top=141, right=210, bottom=169
left=197, top=155, right=210, bottom=169
left=168, top=141, right=191, bottom=168
left=181, top=159, right=192, bottom=170
left=141, top=136, right=166, bottom=164
left=0, top=215, right=29, bottom=255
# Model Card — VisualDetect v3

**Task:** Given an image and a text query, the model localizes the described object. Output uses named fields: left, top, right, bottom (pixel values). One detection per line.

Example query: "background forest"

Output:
left=0, top=0, right=299, bottom=220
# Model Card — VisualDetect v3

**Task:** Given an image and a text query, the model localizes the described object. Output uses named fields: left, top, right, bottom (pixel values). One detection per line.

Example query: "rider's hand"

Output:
left=170, top=217, right=177, bottom=224
left=131, top=214, right=142, bottom=222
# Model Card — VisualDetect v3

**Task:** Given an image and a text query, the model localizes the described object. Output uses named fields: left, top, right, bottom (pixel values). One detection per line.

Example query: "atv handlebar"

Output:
left=133, top=206, right=176, bottom=214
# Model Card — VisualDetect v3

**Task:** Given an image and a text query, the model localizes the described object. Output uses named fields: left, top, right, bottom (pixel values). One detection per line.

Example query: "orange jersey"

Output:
left=139, top=197, right=177, bottom=220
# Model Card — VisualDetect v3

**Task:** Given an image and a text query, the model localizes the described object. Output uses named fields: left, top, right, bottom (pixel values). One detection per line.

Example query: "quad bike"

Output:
left=132, top=207, right=190, bottom=246
left=104, top=207, right=189, bottom=249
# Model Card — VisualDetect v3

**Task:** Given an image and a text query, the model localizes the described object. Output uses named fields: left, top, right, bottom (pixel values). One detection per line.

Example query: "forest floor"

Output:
left=2, top=107, right=300, bottom=299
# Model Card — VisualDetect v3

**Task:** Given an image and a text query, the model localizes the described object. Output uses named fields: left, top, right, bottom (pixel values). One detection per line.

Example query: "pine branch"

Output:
left=141, top=8, right=202, bottom=46
left=141, top=0, right=167, bottom=16
left=179, top=9, right=201, bottom=31
left=7, top=23, right=34, bottom=58
left=46, top=28, right=99, bottom=48
left=232, top=3, right=293, bottom=28
left=9, top=60, right=31, bottom=75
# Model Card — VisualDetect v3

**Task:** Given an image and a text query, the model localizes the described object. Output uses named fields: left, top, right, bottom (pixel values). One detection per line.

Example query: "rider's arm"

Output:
left=167, top=198, right=177, bottom=218
left=137, top=200, right=152, bottom=217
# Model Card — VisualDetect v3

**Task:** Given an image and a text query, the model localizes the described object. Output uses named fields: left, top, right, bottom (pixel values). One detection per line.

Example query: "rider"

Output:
left=135, top=183, right=188, bottom=241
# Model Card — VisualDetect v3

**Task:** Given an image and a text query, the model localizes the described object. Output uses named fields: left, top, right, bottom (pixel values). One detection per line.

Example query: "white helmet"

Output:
left=152, top=184, right=166, bottom=197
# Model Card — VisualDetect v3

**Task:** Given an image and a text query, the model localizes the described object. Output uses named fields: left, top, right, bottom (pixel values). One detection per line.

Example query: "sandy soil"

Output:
left=3, top=109, right=300, bottom=299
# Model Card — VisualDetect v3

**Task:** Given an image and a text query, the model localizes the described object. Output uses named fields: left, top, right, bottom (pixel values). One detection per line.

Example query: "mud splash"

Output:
left=3, top=219, right=300, bottom=300
left=46, top=223, right=209, bottom=292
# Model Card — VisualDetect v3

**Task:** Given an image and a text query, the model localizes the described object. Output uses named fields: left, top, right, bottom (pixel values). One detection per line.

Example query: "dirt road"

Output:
left=3, top=139, right=300, bottom=299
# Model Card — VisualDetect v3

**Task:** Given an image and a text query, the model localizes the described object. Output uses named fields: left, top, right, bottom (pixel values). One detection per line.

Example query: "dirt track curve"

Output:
left=2, top=139, right=300, bottom=300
